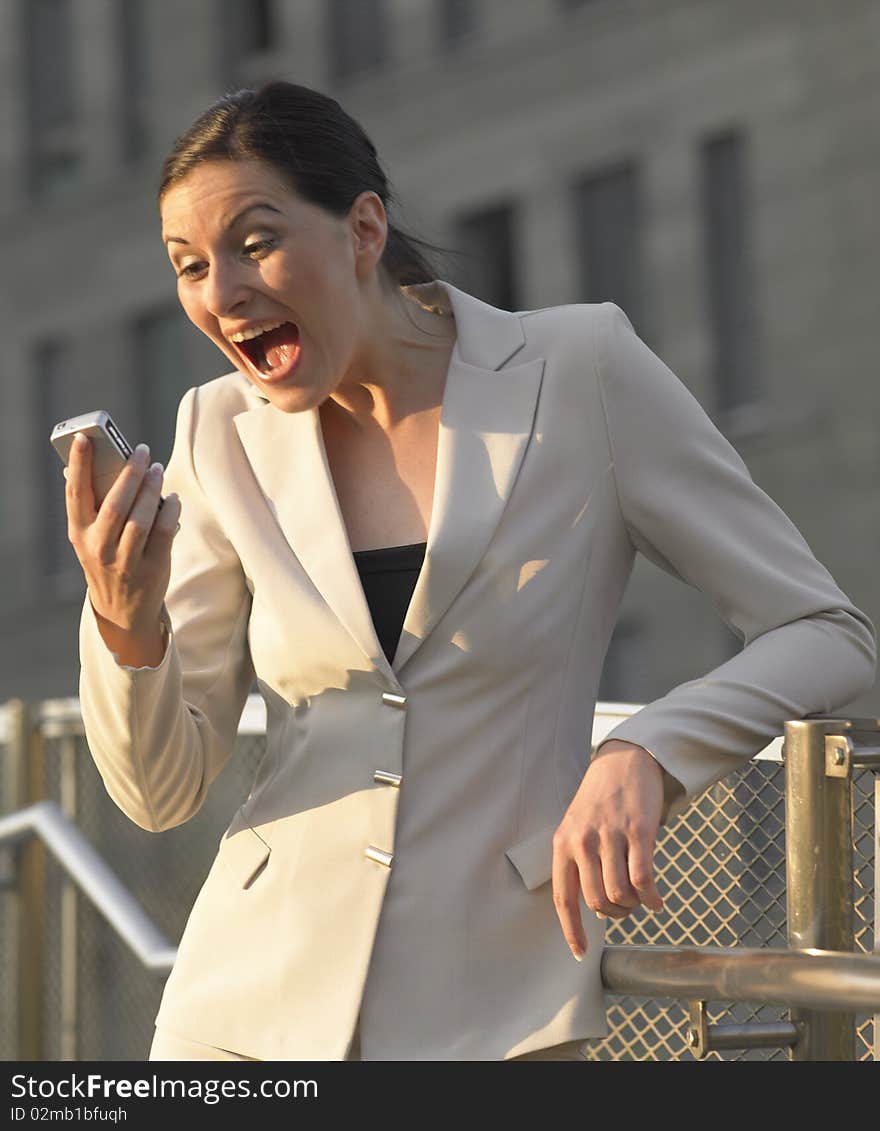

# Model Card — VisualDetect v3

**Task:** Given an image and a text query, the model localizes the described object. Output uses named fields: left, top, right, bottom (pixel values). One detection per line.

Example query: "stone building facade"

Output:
left=1, top=0, right=877, bottom=723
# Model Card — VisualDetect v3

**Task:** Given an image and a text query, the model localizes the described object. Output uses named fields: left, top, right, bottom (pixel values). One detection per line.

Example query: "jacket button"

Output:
left=381, top=691, right=407, bottom=708
left=373, top=769, right=402, bottom=787
left=365, top=845, right=394, bottom=868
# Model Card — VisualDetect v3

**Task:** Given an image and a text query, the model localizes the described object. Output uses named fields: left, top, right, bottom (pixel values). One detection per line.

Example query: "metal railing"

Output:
left=783, top=717, right=880, bottom=1059
left=1, top=698, right=878, bottom=1061
left=0, top=801, right=176, bottom=974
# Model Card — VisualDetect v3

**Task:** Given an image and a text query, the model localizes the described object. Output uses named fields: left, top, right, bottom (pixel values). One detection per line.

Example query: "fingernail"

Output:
left=570, top=947, right=584, bottom=962
left=596, top=912, right=607, bottom=921
left=135, top=443, right=150, bottom=461
left=74, top=432, right=87, bottom=448
left=149, top=461, right=164, bottom=475
left=174, top=523, right=181, bottom=535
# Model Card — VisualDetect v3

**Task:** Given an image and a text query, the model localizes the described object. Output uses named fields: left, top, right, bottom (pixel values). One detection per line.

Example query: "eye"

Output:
left=176, top=260, right=207, bottom=280
left=243, top=237, right=275, bottom=260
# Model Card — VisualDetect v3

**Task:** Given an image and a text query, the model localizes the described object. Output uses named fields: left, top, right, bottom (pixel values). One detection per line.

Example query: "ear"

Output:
left=348, top=191, right=387, bottom=277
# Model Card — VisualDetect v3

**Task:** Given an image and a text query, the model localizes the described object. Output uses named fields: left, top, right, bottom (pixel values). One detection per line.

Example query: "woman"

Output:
left=69, top=82, right=876, bottom=1061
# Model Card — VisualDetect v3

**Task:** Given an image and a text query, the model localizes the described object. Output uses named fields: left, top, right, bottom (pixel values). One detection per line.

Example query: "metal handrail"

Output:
left=601, top=945, right=880, bottom=1013
left=3, top=799, right=880, bottom=1016
left=0, top=801, right=176, bottom=973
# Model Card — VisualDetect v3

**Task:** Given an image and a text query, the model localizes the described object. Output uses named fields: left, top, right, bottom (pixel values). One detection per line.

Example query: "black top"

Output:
left=352, top=542, right=427, bottom=663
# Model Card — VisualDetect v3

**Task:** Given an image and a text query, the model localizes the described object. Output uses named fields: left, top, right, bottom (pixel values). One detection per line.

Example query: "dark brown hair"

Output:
left=158, top=80, right=446, bottom=287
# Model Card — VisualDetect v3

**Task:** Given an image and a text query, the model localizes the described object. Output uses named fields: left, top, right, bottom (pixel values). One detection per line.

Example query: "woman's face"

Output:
left=160, top=158, right=385, bottom=412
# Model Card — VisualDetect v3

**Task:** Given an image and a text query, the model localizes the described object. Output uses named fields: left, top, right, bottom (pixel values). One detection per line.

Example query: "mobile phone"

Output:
left=50, top=410, right=164, bottom=510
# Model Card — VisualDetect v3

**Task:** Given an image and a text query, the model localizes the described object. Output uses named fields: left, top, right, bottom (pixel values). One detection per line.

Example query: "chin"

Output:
left=263, top=383, right=325, bottom=414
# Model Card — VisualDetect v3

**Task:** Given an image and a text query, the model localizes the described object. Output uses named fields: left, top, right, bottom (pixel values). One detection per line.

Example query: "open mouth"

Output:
left=232, top=321, right=301, bottom=381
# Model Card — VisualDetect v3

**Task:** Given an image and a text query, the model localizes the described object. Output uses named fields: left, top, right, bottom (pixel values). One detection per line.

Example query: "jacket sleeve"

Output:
left=593, top=302, right=877, bottom=811
left=78, top=384, right=256, bottom=832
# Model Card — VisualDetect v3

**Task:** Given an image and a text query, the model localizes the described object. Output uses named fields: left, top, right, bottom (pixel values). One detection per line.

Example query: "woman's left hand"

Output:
left=551, top=740, right=666, bottom=961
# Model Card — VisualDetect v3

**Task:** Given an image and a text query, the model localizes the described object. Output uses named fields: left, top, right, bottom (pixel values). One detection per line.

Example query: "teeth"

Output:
left=228, top=320, right=287, bottom=343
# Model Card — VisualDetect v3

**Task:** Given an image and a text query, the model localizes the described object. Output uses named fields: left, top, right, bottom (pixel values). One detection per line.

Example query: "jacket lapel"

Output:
left=234, top=401, right=394, bottom=682
left=392, top=283, right=545, bottom=672
left=231, top=280, right=545, bottom=679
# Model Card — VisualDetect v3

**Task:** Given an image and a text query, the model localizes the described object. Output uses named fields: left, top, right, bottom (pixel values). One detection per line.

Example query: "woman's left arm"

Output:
left=552, top=303, right=877, bottom=961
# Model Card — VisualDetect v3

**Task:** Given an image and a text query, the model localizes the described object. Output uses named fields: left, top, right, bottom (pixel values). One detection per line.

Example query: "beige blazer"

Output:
left=78, top=281, right=876, bottom=1060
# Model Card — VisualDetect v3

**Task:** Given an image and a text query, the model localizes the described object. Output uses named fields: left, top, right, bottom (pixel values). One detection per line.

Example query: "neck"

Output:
left=328, top=281, right=456, bottom=431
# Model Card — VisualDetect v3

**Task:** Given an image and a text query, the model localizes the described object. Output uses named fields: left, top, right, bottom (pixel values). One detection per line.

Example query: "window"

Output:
left=327, top=0, right=387, bottom=82
left=454, top=203, right=518, bottom=311
left=132, top=307, right=191, bottom=466
left=119, top=0, right=150, bottom=163
left=24, top=0, right=81, bottom=198
left=218, top=0, right=274, bottom=76
left=573, top=161, right=643, bottom=331
left=598, top=619, right=649, bottom=705
left=700, top=130, right=760, bottom=415
left=438, top=0, right=476, bottom=48
left=34, top=339, right=81, bottom=582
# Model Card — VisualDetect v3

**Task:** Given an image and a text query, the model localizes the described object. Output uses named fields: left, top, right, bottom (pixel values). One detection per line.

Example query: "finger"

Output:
left=598, top=833, right=641, bottom=915
left=65, top=432, right=97, bottom=533
left=551, top=846, right=588, bottom=961
left=143, top=489, right=184, bottom=561
left=117, top=461, right=167, bottom=559
left=574, top=842, right=631, bottom=920
left=627, top=831, right=663, bottom=913
left=95, top=443, right=152, bottom=540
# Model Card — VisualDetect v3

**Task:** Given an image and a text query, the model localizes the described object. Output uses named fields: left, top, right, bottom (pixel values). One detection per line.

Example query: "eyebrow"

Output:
left=163, top=202, right=282, bottom=246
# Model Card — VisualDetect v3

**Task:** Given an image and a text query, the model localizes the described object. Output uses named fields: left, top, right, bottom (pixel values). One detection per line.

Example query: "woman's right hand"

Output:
left=65, top=433, right=183, bottom=665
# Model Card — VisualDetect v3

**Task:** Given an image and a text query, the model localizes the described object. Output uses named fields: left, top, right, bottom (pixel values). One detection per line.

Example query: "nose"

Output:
left=202, top=259, right=250, bottom=319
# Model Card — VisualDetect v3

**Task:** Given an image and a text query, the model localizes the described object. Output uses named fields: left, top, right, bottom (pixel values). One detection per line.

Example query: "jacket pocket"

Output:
left=504, top=823, right=557, bottom=891
left=217, top=818, right=272, bottom=890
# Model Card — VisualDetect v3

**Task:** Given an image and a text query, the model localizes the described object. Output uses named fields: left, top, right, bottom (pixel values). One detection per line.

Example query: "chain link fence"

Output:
left=590, top=762, right=875, bottom=1060
left=1, top=700, right=875, bottom=1061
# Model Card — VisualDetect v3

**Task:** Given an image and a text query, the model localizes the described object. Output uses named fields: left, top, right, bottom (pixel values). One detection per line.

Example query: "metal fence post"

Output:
left=59, top=730, right=78, bottom=1062
left=784, top=718, right=854, bottom=1060
left=8, top=700, right=45, bottom=1061
left=875, top=772, right=879, bottom=1061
